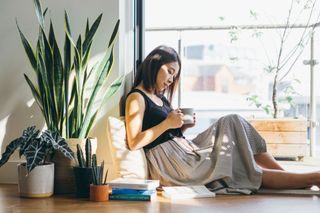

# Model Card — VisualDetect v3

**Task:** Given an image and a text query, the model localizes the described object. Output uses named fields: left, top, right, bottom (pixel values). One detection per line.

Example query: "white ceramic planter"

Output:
left=18, top=163, right=54, bottom=198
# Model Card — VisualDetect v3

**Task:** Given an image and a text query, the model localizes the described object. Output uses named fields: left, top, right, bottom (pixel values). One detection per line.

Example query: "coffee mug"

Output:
left=180, top=108, right=194, bottom=124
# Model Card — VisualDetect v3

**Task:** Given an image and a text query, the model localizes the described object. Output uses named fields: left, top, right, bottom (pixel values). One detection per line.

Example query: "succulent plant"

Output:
left=91, top=154, right=108, bottom=185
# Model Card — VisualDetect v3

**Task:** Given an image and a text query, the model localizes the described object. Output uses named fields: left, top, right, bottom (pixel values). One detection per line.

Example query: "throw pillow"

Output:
left=107, top=116, right=148, bottom=179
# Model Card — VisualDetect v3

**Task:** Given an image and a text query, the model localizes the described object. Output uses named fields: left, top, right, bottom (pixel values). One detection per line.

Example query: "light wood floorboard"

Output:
left=1, top=184, right=320, bottom=213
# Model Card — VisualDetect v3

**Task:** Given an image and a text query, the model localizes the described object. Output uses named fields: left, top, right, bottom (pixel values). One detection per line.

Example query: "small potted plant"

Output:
left=90, top=154, right=109, bottom=202
left=0, top=126, right=74, bottom=198
left=73, top=138, right=94, bottom=198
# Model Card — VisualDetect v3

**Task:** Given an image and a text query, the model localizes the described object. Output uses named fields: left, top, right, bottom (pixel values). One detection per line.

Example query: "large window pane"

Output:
left=145, top=0, right=320, bottom=155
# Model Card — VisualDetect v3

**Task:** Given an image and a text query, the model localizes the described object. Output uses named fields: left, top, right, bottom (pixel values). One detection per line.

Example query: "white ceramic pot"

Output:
left=18, top=162, right=54, bottom=198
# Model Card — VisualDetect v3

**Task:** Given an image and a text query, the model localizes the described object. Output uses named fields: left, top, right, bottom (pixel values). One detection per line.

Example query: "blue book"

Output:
left=109, top=192, right=156, bottom=201
left=112, top=188, right=156, bottom=195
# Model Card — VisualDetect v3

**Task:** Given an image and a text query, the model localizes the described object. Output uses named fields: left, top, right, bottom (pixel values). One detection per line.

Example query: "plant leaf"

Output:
left=33, top=0, right=45, bottom=29
left=16, top=21, right=37, bottom=71
left=82, top=13, right=102, bottom=55
left=24, top=138, right=47, bottom=173
left=76, top=144, right=85, bottom=168
left=64, top=32, right=71, bottom=138
left=0, top=138, right=23, bottom=167
left=53, top=35, right=64, bottom=133
left=108, top=19, right=120, bottom=47
left=24, top=74, right=42, bottom=111
left=20, top=126, right=40, bottom=157
left=41, top=130, right=74, bottom=160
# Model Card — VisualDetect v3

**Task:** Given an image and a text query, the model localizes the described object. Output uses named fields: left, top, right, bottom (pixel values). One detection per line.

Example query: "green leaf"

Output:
left=53, top=37, right=64, bottom=133
left=100, top=75, right=123, bottom=107
left=20, top=126, right=40, bottom=157
left=83, top=111, right=98, bottom=138
left=76, top=144, right=85, bottom=168
left=64, top=33, right=71, bottom=138
left=64, top=11, right=79, bottom=57
left=82, top=42, right=92, bottom=68
left=85, top=18, right=90, bottom=37
left=33, top=0, right=45, bottom=29
left=25, top=138, right=47, bottom=173
left=41, top=130, right=74, bottom=160
left=16, top=22, right=37, bottom=71
left=49, top=21, right=55, bottom=48
left=0, top=138, right=22, bottom=167
left=108, top=19, right=120, bottom=47
left=82, top=14, right=102, bottom=54
left=24, top=74, right=42, bottom=110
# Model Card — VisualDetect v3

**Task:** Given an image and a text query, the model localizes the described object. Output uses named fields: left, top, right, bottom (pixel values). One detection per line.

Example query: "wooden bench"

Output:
left=248, top=119, right=309, bottom=161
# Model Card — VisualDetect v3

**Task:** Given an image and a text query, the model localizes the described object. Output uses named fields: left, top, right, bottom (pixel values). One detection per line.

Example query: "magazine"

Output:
left=162, top=185, right=216, bottom=200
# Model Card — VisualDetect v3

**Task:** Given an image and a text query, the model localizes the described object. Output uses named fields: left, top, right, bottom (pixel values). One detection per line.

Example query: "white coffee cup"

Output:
left=180, top=108, right=194, bottom=124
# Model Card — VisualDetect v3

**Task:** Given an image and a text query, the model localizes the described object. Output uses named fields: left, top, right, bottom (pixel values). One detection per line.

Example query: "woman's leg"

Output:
left=261, top=168, right=320, bottom=189
left=254, top=152, right=284, bottom=170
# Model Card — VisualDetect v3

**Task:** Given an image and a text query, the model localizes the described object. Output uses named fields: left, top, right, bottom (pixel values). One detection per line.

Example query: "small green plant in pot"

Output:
left=90, top=154, right=109, bottom=202
left=0, top=126, right=74, bottom=198
left=73, top=138, right=94, bottom=198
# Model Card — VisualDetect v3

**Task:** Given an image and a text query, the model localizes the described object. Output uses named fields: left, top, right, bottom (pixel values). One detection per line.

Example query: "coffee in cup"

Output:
left=180, top=108, right=194, bottom=124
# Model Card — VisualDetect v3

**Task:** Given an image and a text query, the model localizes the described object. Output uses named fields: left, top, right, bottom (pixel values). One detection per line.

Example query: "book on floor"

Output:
left=106, top=178, right=160, bottom=190
left=162, top=185, right=216, bottom=200
left=109, top=191, right=157, bottom=201
left=111, top=188, right=156, bottom=195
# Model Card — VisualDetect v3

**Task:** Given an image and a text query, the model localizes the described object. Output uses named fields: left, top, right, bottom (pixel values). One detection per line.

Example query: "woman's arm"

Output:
left=125, top=93, right=183, bottom=150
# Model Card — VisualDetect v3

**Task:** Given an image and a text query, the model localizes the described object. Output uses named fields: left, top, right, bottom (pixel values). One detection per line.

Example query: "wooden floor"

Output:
left=1, top=184, right=319, bottom=213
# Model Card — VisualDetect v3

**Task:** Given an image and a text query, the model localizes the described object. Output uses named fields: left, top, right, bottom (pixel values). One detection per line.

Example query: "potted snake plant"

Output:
left=73, top=138, right=94, bottom=198
left=17, top=0, right=122, bottom=193
left=0, top=126, right=74, bottom=198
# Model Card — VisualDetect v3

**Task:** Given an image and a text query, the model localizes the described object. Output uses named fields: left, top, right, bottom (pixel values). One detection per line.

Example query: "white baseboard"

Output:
left=0, top=160, right=23, bottom=184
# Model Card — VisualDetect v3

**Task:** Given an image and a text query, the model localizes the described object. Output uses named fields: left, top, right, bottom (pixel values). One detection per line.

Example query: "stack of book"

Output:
left=107, top=178, right=160, bottom=201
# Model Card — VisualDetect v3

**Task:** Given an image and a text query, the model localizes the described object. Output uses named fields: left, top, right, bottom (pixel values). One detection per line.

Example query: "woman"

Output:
left=125, top=45, right=320, bottom=193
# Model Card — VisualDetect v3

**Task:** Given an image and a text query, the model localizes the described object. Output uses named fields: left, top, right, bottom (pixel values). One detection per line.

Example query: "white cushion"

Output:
left=107, top=116, right=148, bottom=179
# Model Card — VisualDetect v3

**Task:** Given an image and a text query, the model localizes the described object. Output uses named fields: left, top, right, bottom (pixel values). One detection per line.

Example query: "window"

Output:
left=143, top=0, right=320, bottom=156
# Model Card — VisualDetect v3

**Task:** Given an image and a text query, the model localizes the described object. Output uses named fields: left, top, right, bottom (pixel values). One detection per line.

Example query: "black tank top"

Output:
left=127, top=89, right=183, bottom=151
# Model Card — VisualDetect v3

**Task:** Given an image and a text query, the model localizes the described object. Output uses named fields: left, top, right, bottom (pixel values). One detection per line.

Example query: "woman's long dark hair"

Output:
left=133, top=45, right=181, bottom=103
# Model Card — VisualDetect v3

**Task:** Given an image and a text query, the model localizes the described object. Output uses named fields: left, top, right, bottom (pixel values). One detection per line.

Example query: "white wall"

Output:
left=0, top=0, right=134, bottom=183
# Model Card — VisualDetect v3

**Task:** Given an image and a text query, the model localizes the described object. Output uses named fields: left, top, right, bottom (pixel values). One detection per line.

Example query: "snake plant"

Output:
left=17, top=0, right=122, bottom=139
left=76, top=138, right=92, bottom=168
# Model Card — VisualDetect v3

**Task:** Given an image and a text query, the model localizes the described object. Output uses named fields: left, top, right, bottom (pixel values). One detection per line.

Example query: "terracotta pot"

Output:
left=51, top=138, right=97, bottom=194
left=18, top=163, right=54, bottom=198
left=90, top=184, right=110, bottom=202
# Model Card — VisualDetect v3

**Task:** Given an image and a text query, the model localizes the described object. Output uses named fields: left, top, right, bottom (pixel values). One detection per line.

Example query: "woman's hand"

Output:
left=166, top=109, right=184, bottom=129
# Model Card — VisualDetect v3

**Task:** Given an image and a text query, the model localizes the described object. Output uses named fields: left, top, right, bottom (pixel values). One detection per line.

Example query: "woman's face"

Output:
left=155, top=61, right=180, bottom=93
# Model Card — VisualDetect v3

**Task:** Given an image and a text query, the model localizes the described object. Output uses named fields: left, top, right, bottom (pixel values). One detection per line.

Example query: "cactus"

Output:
left=85, top=138, right=92, bottom=168
left=91, top=154, right=108, bottom=185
